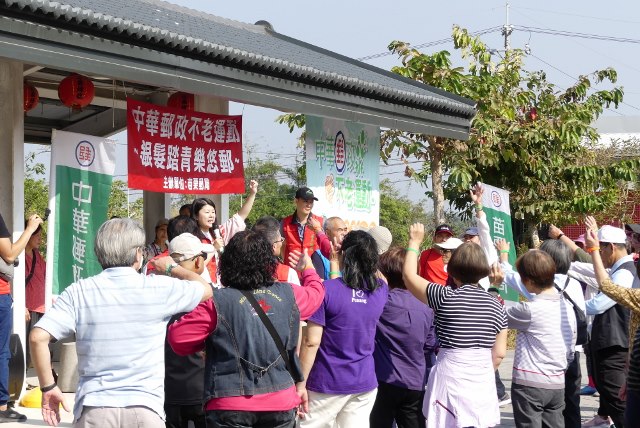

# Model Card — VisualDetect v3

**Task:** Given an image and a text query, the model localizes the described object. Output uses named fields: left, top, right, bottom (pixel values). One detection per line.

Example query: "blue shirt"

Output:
left=36, top=267, right=203, bottom=421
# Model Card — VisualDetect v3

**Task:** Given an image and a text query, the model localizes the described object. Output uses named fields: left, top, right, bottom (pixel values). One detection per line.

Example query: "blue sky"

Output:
left=30, top=1, right=640, bottom=203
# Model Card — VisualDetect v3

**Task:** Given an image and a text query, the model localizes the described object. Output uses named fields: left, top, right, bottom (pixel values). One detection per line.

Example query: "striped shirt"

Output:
left=426, top=283, right=507, bottom=349
left=35, top=267, right=204, bottom=421
left=507, top=293, right=576, bottom=389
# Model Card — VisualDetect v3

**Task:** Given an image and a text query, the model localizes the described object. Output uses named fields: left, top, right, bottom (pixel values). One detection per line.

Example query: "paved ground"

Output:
left=0, top=351, right=604, bottom=427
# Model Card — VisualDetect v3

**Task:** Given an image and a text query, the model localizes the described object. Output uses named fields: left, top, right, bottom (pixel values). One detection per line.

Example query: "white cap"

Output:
left=169, top=233, right=215, bottom=262
left=367, top=226, right=392, bottom=255
left=434, top=237, right=463, bottom=251
left=598, top=225, right=627, bottom=244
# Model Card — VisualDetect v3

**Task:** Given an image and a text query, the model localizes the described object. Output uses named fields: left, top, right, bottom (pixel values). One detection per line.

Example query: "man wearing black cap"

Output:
left=418, top=224, right=454, bottom=285
left=281, top=187, right=328, bottom=276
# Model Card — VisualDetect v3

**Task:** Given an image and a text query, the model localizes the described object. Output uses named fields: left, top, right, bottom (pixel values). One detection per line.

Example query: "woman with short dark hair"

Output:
left=168, top=229, right=324, bottom=428
left=403, top=223, right=508, bottom=428
left=298, top=230, right=389, bottom=427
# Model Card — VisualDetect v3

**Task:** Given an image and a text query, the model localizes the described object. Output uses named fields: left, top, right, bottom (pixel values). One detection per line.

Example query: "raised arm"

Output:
left=585, top=228, right=640, bottom=313
left=150, top=256, right=213, bottom=302
left=495, top=239, right=533, bottom=299
left=236, top=180, right=259, bottom=220
left=288, top=250, right=326, bottom=319
left=0, top=214, right=43, bottom=263
left=403, top=223, right=429, bottom=305
left=471, top=184, right=497, bottom=265
left=549, top=224, right=580, bottom=254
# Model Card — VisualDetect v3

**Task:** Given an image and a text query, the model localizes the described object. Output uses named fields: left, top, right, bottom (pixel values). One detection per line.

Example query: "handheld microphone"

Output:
left=213, top=227, right=224, bottom=253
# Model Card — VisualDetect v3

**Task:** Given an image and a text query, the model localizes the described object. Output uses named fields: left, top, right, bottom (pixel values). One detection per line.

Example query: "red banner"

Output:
left=127, top=99, right=244, bottom=194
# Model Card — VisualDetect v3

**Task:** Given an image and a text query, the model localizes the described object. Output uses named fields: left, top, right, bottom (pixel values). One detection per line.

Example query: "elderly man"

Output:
left=566, top=221, right=633, bottom=428
left=30, top=218, right=213, bottom=427
left=418, top=224, right=454, bottom=284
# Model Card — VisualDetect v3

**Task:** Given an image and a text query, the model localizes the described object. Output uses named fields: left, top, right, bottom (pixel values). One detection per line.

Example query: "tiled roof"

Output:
left=2, top=0, right=476, bottom=120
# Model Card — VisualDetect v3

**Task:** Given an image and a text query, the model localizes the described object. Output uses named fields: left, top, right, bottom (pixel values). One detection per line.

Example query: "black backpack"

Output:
left=555, top=277, right=588, bottom=346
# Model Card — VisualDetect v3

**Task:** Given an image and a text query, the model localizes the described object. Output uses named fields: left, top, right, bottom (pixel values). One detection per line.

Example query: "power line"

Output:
left=511, top=7, right=640, bottom=25
left=357, top=26, right=503, bottom=61
left=515, top=26, right=640, bottom=45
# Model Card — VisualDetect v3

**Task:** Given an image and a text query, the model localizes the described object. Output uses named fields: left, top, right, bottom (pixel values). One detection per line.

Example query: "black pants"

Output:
left=592, top=345, right=627, bottom=428
left=205, top=409, right=295, bottom=428
left=563, top=351, right=581, bottom=428
left=165, top=404, right=205, bottom=428
left=495, top=370, right=506, bottom=398
left=370, top=382, right=425, bottom=428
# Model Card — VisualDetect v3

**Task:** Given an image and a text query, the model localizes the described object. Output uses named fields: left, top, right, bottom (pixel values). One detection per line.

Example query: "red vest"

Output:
left=275, top=263, right=291, bottom=282
left=282, top=213, right=323, bottom=263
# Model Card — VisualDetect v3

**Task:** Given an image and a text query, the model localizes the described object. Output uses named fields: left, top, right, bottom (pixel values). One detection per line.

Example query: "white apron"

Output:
left=423, top=348, right=500, bottom=428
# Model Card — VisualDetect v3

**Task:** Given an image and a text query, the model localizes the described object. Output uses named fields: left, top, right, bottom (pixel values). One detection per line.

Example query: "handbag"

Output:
left=555, top=277, right=588, bottom=346
left=240, top=289, right=304, bottom=383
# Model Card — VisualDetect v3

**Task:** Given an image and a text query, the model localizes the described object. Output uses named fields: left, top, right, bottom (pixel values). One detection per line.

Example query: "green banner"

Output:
left=52, top=166, right=113, bottom=294
left=481, top=183, right=519, bottom=303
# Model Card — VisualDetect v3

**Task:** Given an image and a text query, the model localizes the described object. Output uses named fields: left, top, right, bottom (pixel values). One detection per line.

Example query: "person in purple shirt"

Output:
left=298, top=230, right=389, bottom=428
left=371, top=247, right=437, bottom=428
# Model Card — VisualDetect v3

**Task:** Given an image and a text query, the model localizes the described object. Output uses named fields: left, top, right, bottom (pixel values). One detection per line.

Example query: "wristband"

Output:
left=328, top=271, right=342, bottom=276
left=557, top=233, right=564, bottom=240
left=40, top=382, right=57, bottom=393
left=475, top=204, right=483, bottom=211
left=500, top=250, right=510, bottom=254
left=586, top=246, right=600, bottom=254
left=166, top=263, right=178, bottom=276
left=406, top=248, right=421, bottom=256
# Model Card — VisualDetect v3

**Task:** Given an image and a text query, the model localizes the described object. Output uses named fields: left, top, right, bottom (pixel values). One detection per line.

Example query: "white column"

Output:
left=195, top=95, right=230, bottom=222
left=0, top=60, right=26, bottom=381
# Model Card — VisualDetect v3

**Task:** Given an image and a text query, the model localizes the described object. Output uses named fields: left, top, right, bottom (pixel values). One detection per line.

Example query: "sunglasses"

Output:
left=174, top=251, right=208, bottom=263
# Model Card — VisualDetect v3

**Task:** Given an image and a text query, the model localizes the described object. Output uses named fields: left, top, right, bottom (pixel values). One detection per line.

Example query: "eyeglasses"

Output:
left=273, top=237, right=285, bottom=244
left=174, top=251, right=208, bottom=263
left=440, top=249, right=453, bottom=254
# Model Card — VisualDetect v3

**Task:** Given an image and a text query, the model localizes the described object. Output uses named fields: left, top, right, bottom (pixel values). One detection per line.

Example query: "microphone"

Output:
left=213, top=227, right=224, bottom=253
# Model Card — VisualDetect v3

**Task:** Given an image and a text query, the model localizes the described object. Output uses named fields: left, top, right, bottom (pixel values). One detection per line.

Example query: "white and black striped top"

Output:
left=426, top=283, right=508, bottom=349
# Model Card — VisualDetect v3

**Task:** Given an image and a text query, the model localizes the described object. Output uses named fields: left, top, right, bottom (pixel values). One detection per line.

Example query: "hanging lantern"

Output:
left=167, top=92, right=195, bottom=111
left=58, top=73, right=95, bottom=110
left=23, top=82, right=39, bottom=113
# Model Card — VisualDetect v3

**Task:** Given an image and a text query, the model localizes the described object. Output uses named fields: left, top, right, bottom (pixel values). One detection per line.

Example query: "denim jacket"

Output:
left=204, top=282, right=301, bottom=399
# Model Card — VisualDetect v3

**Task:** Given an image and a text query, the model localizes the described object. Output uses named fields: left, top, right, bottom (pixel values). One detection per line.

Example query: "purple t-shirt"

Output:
left=306, top=277, right=388, bottom=394
left=373, top=288, right=437, bottom=391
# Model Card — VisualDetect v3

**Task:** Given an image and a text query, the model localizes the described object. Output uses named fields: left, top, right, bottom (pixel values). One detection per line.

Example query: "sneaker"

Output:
left=581, top=415, right=610, bottom=428
left=580, top=385, right=598, bottom=396
left=498, top=393, right=511, bottom=407
left=0, top=408, right=26, bottom=423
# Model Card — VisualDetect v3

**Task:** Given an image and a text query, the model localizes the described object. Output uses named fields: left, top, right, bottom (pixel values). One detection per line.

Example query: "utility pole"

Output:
left=502, top=0, right=513, bottom=51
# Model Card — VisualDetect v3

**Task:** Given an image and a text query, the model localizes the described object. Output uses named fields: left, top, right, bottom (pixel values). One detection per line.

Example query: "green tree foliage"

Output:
left=386, top=26, right=640, bottom=228
left=24, top=151, right=50, bottom=254
left=108, top=180, right=143, bottom=220
left=228, top=157, right=300, bottom=226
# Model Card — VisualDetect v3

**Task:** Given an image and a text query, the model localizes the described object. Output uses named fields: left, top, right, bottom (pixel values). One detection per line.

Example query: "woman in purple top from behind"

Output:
left=298, top=230, right=389, bottom=428
left=371, top=247, right=437, bottom=428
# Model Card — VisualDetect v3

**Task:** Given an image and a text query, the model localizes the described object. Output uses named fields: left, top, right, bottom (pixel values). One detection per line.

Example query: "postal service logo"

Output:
left=490, top=190, right=502, bottom=208
left=334, top=131, right=346, bottom=174
left=75, top=141, right=95, bottom=167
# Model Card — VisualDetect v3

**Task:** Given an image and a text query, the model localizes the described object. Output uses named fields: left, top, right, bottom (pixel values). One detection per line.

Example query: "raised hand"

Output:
left=585, top=215, right=598, bottom=233
left=308, top=217, right=322, bottom=233
left=494, top=238, right=510, bottom=253
left=289, top=249, right=313, bottom=272
left=470, top=183, right=484, bottom=204
left=408, top=223, right=425, bottom=246
left=585, top=228, right=599, bottom=249
left=489, top=262, right=505, bottom=286
left=248, top=180, right=259, bottom=195
left=548, top=224, right=564, bottom=240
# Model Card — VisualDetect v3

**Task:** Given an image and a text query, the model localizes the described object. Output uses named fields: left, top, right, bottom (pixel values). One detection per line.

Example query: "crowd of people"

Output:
left=0, top=182, right=638, bottom=427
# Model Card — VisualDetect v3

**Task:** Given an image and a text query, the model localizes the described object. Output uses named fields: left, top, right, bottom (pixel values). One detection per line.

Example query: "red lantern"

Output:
left=167, top=92, right=195, bottom=111
left=23, top=82, right=39, bottom=113
left=58, top=73, right=95, bottom=110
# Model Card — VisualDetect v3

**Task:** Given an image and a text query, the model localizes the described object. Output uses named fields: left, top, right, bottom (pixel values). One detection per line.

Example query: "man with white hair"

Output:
left=30, top=218, right=213, bottom=428
left=569, top=222, right=632, bottom=428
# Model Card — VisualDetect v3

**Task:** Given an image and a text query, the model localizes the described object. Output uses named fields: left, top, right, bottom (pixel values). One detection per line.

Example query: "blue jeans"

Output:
left=0, top=294, right=12, bottom=405
left=205, top=409, right=295, bottom=428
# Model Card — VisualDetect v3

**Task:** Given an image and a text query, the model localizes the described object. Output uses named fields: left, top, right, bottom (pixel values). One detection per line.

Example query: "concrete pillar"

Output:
left=142, top=93, right=170, bottom=242
left=0, top=60, right=26, bottom=360
left=195, top=95, right=230, bottom=223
